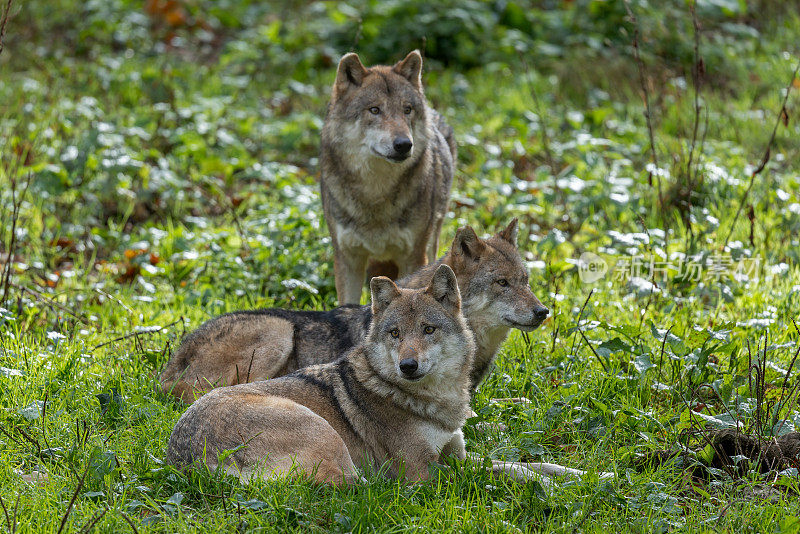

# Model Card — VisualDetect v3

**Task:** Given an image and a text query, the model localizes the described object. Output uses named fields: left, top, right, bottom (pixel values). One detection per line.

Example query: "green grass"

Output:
left=2, top=0, right=800, bottom=532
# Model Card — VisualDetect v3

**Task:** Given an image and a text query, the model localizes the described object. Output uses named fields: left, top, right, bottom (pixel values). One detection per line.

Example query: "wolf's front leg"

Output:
left=439, top=429, right=467, bottom=461
left=333, top=247, right=369, bottom=304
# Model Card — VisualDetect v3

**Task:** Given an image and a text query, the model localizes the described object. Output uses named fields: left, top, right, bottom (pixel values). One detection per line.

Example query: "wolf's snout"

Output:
left=399, top=358, right=418, bottom=376
left=393, top=136, right=412, bottom=155
left=534, top=305, right=549, bottom=321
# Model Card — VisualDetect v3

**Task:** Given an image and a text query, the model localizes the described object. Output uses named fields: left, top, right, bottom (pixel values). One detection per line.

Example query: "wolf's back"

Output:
left=431, top=110, right=457, bottom=162
left=159, top=305, right=373, bottom=401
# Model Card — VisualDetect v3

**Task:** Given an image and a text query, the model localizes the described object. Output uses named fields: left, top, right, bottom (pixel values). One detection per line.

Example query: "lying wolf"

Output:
left=166, top=265, right=474, bottom=485
left=320, top=50, right=456, bottom=304
left=160, top=219, right=549, bottom=403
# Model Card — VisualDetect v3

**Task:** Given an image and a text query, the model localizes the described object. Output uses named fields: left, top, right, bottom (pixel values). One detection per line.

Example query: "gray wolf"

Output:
left=165, top=265, right=474, bottom=485
left=159, top=220, right=549, bottom=403
left=320, top=50, right=456, bottom=304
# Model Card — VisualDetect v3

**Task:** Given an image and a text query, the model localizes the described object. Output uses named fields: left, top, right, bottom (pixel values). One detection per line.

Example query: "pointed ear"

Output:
left=392, top=50, right=423, bottom=89
left=370, top=276, right=401, bottom=316
left=426, top=265, right=461, bottom=315
left=497, top=218, right=519, bottom=247
left=334, top=53, right=368, bottom=95
left=451, top=226, right=486, bottom=261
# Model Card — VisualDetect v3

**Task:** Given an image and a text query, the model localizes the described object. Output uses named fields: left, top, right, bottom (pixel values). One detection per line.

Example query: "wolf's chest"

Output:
left=416, top=421, right=457, bottom=454
left=335, top=222, right=417, bottom=258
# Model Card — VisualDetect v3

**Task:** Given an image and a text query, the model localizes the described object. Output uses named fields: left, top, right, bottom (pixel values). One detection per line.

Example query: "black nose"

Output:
left=393, top=136, right=412, bottom=155
left=399, top=358, right=418, bottom=376
left=534, top=306, right=549, bottom=321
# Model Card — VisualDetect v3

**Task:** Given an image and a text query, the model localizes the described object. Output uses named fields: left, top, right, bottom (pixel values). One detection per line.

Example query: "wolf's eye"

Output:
left=423, top=325, right=436, bottom=335
left=369, top=106, right=381, bottom=115
left=497, top=279, right=509, bottom=287
left=390, top=328, right=400, bottom=338
left=403, top=105, right=412, bottom=115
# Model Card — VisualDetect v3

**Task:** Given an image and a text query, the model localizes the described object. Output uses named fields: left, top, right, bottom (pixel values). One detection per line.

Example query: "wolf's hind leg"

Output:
left=162, top=315, right=296, bottom=403
left=197, top=394, right=359, bottom=486
left=224, top=316, right=297, bottom=384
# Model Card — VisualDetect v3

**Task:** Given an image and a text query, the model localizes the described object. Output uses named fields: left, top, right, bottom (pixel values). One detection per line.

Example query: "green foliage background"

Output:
left=1, top=0, right=800, bottom=531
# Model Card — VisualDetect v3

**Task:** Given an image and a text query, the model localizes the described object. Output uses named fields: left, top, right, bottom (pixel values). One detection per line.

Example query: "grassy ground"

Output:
left=2, top=0, right=800, bottom=532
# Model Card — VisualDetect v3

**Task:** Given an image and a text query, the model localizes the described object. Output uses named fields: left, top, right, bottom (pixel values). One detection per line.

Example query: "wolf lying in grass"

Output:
left=167, top=266, right=474, bottom=485
left=160, top=219, right=549, bottom=403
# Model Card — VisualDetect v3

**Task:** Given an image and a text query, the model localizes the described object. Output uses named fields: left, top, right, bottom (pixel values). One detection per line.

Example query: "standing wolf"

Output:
left=320, top=50, right=456, bottom=304
left=160, top=220, right=549, bottom=403
left=166, top=265, right=474, bottom=485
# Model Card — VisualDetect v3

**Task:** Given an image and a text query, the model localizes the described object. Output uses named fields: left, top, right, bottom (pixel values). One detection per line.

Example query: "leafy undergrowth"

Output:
left=1, top=0, right=800, bottom=532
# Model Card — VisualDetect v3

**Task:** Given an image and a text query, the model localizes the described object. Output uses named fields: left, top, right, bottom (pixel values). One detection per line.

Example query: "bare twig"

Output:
left=120, top=511, right=140, bottom=534
left=11, top=282, right=91, bottom=325
left=569, top=289, right=594, bottom=356
left=773, top=325, right=800, bottom=423
left=1, top=424, right=41, bottom=457
left=245, top=348, right=256, bottom=384
left=55, top=464, right=90, bottom=534
left=655, top=325, right=674, bottom=388
left=578, top=329, right=610, bottom=374
left=0, top=494, right=12, bottom=533
left=1, top=170, right=32, bottom=304
left=77, top=508, right=108, bottom=534
left=41, top=391, right=52, bottom=452
left=723, top=60, right=800, bottom=247
left=90, top=318, right=182, bottom=352
left=350, top=16, right=362, bottom=51
left=11, top=490, right=20, bottom=534
left=685, top=1, right=705, bottom=190
left=624, top=0, right=664, bottom=209
left=518, top=51, right=556, bottom=172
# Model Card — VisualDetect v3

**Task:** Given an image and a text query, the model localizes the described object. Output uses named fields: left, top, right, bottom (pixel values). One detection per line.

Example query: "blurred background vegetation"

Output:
left=3, top=0, right=798, bottom=310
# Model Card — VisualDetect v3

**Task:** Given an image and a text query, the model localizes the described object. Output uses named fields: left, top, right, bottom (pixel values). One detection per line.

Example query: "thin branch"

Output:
left=245, top=348, right=256, bottom=384
left=0, top=494, right=11, bottom=533
left=569, top=289, right=594, bottom=356
left=624, top=0, right=664, bottom=209
left=11, top=282, right=91, bottom=325
left=723, top=60, right=800, bottom=247
left=90, top=318, right=182, bottom=352
left=686, top=1, right=705, bottom=192
left=518, top=51, right=556, bottom=172
left=578, top=329, right=610, bottom=374
left=11, top=490, right=20, bottom=534
left=55, top=464, right=90, bottom=534
left=120, top=511, right=140, bottom=534
left=77, top=508, right=108, bottom=534
left=1, top=170, right=32, bottom=304
left=655, top=325, right=674, bottom=388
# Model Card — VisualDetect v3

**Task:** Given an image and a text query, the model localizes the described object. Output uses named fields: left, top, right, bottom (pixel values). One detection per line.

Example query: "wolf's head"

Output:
left=327, top=50, right=430, bottom=166
left=366, top=265, right=474, bottom=387
left=447, top=219, right=549, bottom=336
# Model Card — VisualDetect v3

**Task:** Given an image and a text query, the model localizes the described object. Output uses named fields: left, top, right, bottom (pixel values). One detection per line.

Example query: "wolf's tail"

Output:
left=432, top=110, right=457, bottom=162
